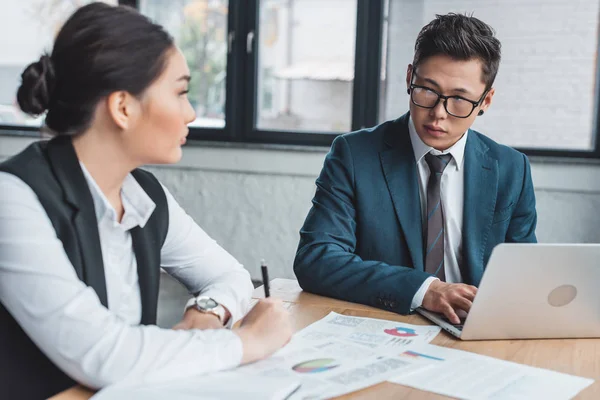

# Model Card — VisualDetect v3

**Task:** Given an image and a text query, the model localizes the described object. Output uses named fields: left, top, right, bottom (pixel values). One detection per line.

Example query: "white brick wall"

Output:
left=382, top=0, right=599, bottom=150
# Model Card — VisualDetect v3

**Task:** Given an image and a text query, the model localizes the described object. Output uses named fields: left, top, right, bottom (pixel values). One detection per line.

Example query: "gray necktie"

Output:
left=424, top=153, right=452, bottom=281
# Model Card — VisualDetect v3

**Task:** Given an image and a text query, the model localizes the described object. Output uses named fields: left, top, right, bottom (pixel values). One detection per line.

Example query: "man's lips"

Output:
left=424, top=124, right=447, bottom=137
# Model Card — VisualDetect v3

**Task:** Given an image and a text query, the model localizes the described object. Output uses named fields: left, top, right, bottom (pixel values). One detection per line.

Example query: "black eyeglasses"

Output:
left=408, top=70, right=488, bottom=118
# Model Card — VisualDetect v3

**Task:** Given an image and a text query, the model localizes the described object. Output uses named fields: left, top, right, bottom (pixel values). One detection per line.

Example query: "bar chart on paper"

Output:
left=400, top=350, right=445, bottom=361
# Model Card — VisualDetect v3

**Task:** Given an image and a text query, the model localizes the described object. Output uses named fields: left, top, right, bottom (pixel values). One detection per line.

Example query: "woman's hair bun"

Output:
left=16, top=54, right=56, bottom=115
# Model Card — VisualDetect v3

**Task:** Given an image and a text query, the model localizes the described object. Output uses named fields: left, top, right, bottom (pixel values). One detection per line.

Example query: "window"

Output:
left=1, top=0, right=600, bottom=158
left=0, top=0, right=117, bottom=130
left=140, top=0, right=228, bottom=129
left=379, top=0, right=600, bottom=151
left=255, top=0, right=357, bottom=133
left=260, top=67, right=275, bottom=115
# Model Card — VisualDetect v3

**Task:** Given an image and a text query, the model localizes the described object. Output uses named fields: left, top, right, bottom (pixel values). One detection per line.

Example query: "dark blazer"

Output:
left=294, top=113, right=537, bottom=314
left=0, top=136, right=169, bottom=400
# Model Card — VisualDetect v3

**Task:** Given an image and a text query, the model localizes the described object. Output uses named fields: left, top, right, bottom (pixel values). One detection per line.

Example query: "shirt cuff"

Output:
left=410, top=277, right=439, bottom=311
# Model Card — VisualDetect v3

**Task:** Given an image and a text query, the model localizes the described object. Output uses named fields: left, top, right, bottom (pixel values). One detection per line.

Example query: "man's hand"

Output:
left=422, top=280, right=477, bottom=324
left=173, top=308, right=225, bottom=330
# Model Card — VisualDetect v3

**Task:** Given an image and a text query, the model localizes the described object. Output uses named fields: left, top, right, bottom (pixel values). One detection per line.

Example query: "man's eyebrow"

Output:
left=419, top=76, right=472, bottom=95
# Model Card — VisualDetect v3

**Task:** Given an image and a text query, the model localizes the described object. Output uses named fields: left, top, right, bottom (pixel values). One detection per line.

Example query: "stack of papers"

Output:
left=92, top=312, right=441, bottom=400
left=92, top=312, right=594, bottom=399
left=225, top=312, right=442, bottom=399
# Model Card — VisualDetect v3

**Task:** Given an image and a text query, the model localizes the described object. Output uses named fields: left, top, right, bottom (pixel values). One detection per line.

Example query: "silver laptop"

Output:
left=417, top=243, right=600, bottom=340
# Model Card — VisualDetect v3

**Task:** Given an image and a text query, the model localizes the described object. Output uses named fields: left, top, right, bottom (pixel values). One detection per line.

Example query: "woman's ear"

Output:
left=106, top=91, right=138, bottom=130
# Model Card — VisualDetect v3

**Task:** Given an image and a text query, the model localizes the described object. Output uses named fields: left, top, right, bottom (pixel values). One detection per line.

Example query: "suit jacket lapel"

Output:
left=380, top=115, right=424, bottom=271
left=46, top=136, right=108, bottom=307
left=462, top=132, right=498, bottom=285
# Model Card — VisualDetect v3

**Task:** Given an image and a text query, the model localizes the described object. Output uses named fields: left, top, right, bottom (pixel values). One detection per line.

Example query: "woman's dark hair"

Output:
left=413, top=13, right=501, bottom=90
left=17, top=2, right=174, bottom=135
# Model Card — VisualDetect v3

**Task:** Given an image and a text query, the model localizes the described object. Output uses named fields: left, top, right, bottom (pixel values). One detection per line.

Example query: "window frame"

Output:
left=0, top=0, right=599, bottom=159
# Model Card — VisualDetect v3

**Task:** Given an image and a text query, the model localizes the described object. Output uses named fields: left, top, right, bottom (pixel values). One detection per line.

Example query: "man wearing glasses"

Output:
left=294, top=13, right=536, bottom=324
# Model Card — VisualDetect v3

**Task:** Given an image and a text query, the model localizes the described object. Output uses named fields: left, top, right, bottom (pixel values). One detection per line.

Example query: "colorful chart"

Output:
left=292, top=358, right=340, bottom=374
left=401, top=350, right=444, bottom=361
left=384, top=327, right=418, bottom=337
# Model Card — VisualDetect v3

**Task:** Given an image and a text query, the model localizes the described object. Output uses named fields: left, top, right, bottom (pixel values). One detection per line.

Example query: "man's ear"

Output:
left=106, top=91, right=138, bottom=130
left=406, top=64, right=414, bottom=94
left=479, top=87, right=495, bottom=114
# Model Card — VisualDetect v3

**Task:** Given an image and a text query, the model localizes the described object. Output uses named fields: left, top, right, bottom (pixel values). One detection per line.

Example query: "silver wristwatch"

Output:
left=186, top=296, right=227, bottom=325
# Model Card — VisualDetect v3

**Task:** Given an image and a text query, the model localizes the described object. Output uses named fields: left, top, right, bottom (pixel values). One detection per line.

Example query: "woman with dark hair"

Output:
left=0, top=3, right=292, bottom=399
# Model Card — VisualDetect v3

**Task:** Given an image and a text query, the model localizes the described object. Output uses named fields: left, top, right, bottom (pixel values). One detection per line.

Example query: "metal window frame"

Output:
left=0, top=0, right=599, bottom=159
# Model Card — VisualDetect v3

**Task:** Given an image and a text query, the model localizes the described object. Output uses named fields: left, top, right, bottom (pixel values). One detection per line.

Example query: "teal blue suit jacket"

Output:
left=294, top=113, right=537, bottom=314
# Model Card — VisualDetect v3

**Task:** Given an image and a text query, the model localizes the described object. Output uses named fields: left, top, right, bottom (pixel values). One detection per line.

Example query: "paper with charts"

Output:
left=233, top=311, right=442, bottom=399
left=91, top=312, right=441, bottom=400
left=294, top=311, right=441, bottom=350
left=388, top=343, right=594, bottom=400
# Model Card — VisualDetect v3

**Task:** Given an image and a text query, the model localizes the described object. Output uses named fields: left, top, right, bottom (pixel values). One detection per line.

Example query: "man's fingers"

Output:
left=441, top=304, right=460, bottom=325
left=452, top=284, right=476, bottom=301
left=466, top=285, right=478, bottom=296
left=463, top=292, right=475, bottom=302
left=460, top=289, right=476, bottom=301
left=451, top=297, right=473, bottom=313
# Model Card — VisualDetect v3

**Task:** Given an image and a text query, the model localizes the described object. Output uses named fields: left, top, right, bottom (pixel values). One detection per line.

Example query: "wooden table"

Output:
left=52, top=278, right=600, bottom=399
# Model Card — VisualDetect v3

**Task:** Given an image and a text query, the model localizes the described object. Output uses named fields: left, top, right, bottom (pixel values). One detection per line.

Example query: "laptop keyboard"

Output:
left=416, top=308, right=467, bottom=333
left=441, top=316, right=466, bottom=331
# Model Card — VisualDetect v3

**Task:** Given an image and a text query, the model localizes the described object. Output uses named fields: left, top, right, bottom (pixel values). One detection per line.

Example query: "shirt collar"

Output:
left=79, top=162, right=156, bottom=229
left=408, top=116, right=468, bottom=171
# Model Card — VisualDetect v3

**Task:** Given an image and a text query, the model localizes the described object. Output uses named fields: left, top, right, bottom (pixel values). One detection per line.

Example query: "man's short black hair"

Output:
left=413, top=13, right=501, bottom=89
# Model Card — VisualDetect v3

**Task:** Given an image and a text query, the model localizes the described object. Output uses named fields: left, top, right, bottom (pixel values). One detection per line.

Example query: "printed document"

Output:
left=233, top=312, right=441, bottom=399
left=388, top=343, right=594, bottom=399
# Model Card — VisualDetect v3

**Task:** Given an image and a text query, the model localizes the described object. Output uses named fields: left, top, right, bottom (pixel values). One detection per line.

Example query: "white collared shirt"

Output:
left=0, top=165, right=254, bottom=389
left=408, top=117, right=468, bottom=309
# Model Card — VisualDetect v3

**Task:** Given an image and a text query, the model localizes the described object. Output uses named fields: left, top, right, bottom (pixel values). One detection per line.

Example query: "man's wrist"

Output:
left=411, top=277, right=440, bottom=311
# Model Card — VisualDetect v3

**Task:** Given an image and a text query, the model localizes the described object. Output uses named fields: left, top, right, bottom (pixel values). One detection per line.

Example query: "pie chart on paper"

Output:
left=292, top=358, right=340, bottom=374
left=384, top=327, right=418, bottom=337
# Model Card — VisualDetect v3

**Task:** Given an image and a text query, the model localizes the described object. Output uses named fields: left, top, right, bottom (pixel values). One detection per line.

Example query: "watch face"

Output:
left=196, top=297, right=218, bottom=310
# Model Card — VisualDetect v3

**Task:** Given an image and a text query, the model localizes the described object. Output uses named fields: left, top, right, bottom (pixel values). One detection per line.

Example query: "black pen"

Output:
left=261, top=259, right=270, bottom=298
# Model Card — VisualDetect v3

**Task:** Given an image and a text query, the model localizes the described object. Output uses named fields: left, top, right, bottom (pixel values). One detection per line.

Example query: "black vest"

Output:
left=0, top=136, right=169, bottom=400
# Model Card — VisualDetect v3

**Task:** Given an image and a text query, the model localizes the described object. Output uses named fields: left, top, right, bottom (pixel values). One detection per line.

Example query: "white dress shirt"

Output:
left=408, top=117, right=468, bottom=309
left=0, top=164, right=254, bottom=389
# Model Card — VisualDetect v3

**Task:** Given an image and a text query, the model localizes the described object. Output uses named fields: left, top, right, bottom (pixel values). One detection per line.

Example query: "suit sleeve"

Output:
left=294, top=135, right=431, bottom=314
left=506, top=154, right=537, bottom=243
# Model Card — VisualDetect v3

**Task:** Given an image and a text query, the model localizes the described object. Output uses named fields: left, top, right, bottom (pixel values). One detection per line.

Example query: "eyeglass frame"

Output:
left=408, top=69, right=489, bottom=119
